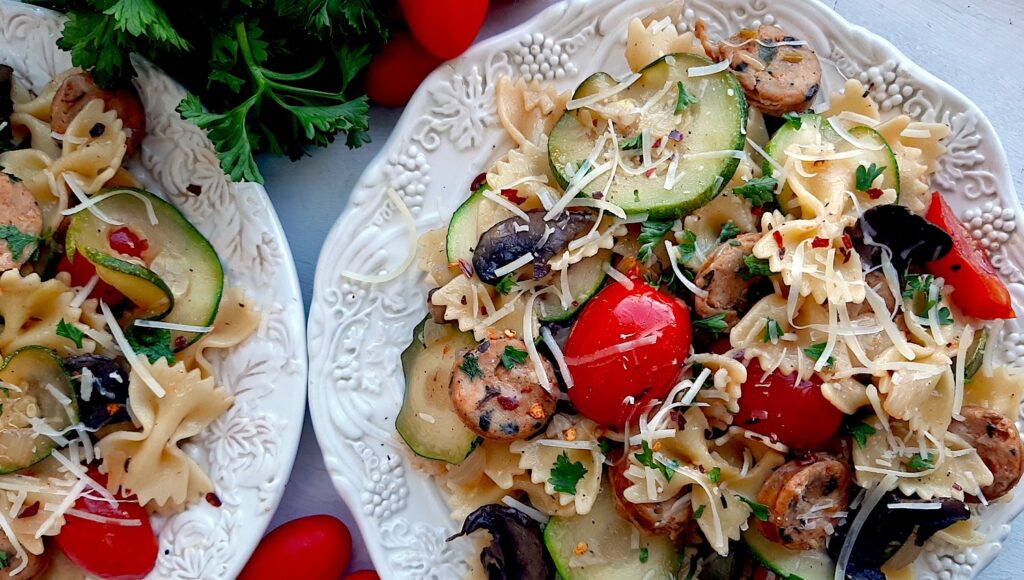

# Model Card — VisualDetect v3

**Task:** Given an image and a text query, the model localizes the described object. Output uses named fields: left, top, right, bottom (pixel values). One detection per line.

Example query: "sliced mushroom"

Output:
left=0, top=535, right=50, bottom=580
left=50, top=72, right=147, bottom=157
left=447, top=504, right=555, bottom=580
left=858, top=204, right=952, bottom=272
left=472, top=210, right=593, bottom=285
left=64, top=355, right=131, bottom=430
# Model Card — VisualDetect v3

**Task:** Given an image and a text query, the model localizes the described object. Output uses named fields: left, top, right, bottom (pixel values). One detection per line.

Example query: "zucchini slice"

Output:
left=395, top=317, right=481, bottom=464
left=548, top=53, right=748, bottom=218
left=66, top=188, right=224, bottom=348
left=537, top=251, right=611, bottom=322
left=743, top=526, right=835, bottom=580
left=446, top=186, right=488, bottom=264
left=544, top=486, right=680, bottom=580
left=0, top=347, right=78, bottom=474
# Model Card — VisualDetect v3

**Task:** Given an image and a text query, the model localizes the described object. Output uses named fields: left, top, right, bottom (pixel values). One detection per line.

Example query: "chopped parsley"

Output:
left=718, top=221, right=740, bottom=243
left=0, top=224, right=39, bottom=261
left=903, top=274, right=954, bottom=325
left=459, top=353, right=484, bottom=379
left=936, top=306, right=955, bottom=326
left=908, top=452, right=935, bottom=472
left=639, top=547, right=649, bottom=563
left=733, top=176, right=777, bottom=207
left=638, top=219, right=675, bottom=262
left=0, top=551, right=8, bottom=570
left=500, top=345, right=528, bottom=369
left=782, top=112, right=803, bottom=129
left=762, top=317, right=783, bottom=343
left=674, top=81, right=699, bottom=114
left=495, top=274, right=518, bottom=295
left=741, top=255, right=772, bottom=279
left=678, top=230, right=697, bottom=263
left=693, top=504, right=706, bottom=519
left=736, top=495, right=771, bottom=521
left=855, top=162, right=887, bottom=192
left=693, top=313, right=728, bottom=336
left=549, top=451, right=588, bottom=494
left=125, top=327, right=175, bottom=364
left=845, top=420, right=877, bottom=449
left=620, top=133, right=644, bottom=151
left=803, top=342, right=836, bottom=369
left=598, top=439, right=612, bottom=454
left=707, top=466, right=721, bottom=484
left=56, top=319, right=85, bottom=349
left=634, top=440, right=678, bottom=482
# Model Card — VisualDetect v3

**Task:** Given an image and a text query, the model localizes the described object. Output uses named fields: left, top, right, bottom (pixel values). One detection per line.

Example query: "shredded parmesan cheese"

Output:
left=688, top=60, right=731, bottom=77
left=99, top=301, right=166, bottom=398
left=339, top=189, right=418, bottom=284
left=493, top=252, right=535, bottom=278
left=133, top=319, right=215, bottom=334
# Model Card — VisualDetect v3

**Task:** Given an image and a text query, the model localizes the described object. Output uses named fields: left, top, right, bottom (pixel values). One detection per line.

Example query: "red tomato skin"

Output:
left=57, top=254, right=125, bottom=305
left=55, top=470, right=158, bottom=580
left=344, top=572, right=380, bottom=580
left=564, top=278, right=693, bottom=427
left=925, top=192, right=1014, bottom=320
left=733, top=360, right=843, bottom=451
left=239, top=515, right=353, bottom=580
left=108, top=227, right=149, bottom=259
left=399, top=0, right=489, bottom=60
left=366, top=32, right=444, bottom=108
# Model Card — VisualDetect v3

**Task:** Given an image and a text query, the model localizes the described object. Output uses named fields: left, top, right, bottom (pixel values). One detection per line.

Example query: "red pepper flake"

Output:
left=838, top=247, right=851, bottom=263
left=867, top=187, right=884, bottom=200
left=205, top=492, right=222, bottom=507
left=593, top=191, right=604, bottom=200
left=772, top=230, right=784, bottom=247
left=470, top=173, right=487, bottom=191
left=751, top=206, right=765, bottom=219
left=644, top=167, right=657, bottom=178
left=458, top=259, right=474, bottom=279
left=497, top=396, right=520, bottom=411
left=811, top=236, right=830, bottom=249
left=653, top=138, right=663, bottom=149
left=18, top=502, right=39, bottom=519
left=174, top=335, right=189, bottom=350
left=952, top=483, right=963, bottom=492
left=107, top=403, right=121, bottom=416
left=842, top=234, right=854, bottom=250
left=501, top=188, right=526, bottom=204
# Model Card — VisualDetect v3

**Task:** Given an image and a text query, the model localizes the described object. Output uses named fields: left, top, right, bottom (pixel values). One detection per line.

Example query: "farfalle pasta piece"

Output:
left=681, top=191, right=757, bottom=269
left=0, top=149, right=66, bottom=232
left=51, top=99, right=128, bottom=193
left=964, top=366, right=1024, bottom=422
left=417, top=227, right=457, bottom=287
left=823, top=78, right=880, bottom=121
left=98, top=358, right=233, bottom=509
left=509, top=416, right=604, bottom=515
left=624, top=16, right=705, bottom=73
left=177, top=287, right=260, bottom=378
left=876, top=345, right=955, bottom=436
left=486, top=143, right=554, bottom=203
left=8, top=71, right=70, bottom=159
left=0, top=270, right=101, bottom=357
left=495, top=77, right=569, bottom=150
left=875, top=114, right=949, bottom=213
left=549, top=219, right=626, bottom=271
left=689, top=353, right=746, bottom=429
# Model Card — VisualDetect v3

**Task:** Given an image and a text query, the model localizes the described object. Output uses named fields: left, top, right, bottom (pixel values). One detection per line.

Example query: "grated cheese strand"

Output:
left=99, top=301, right=166, bottom=398
left=339, top=189, right=419, bottom=284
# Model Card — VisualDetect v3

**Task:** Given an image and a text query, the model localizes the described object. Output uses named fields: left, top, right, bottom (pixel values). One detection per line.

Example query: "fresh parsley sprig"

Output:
left=637, top=219, right=674, bottom=262
left=549, top=451, right=588, bottom=494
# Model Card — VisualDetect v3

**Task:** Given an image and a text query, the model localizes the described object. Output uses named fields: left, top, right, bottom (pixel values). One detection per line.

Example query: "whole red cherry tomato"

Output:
left=399, top=0, right=490, bottom=60
left=56, top=468, right=158, bottom=580
left=734, top=359, right=843, bottom=450
left=925, top=191, right=1014, bottom=320
left=344, top=572, right=380, bottom=580
left=239, top=515, right=352, bottom=580
left=366, top=32, right=444, bottom=108
left=56, top=254, right=125, bottom=306
left=564, top=274, right=693, bottom=427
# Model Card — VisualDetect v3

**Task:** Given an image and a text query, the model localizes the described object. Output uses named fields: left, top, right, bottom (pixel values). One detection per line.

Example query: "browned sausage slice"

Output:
left=0, top=172, right=42, bottom=271
left=950, top=405, right=1024, bottom=501
left=695, top=232, right=766, bottom=329
left=449, top=337, right=559, bottom=440
left=0, top=534, right=49, bottom=579
left=756, top=456, right=852, bottom=550
left=696, top=22, right=822, bottom=117
left=50, top=72, right=147, bottom=157
left=607, top=450, right=694, bottom=541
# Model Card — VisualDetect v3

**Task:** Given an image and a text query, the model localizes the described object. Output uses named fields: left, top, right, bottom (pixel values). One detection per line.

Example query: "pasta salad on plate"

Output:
left=390, top=4, right=1024, bottom=579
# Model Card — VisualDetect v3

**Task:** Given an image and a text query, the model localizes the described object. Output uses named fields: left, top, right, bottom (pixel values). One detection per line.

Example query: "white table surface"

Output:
left=258, top=0, right=1024, bottom=576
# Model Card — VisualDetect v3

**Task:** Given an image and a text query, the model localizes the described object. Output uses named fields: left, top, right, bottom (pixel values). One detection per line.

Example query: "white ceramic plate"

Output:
left=308, top=0, right=1024, bottom=577
left=0, top=3, right=307, bottom=578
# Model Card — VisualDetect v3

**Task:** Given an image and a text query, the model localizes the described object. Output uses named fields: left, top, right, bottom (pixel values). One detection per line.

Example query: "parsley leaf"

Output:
left=733, top=177, right=777, bottom=207
left=674, top=81, right=699, bottom=114
left=762, top=317, right=783, bottom=343
left=56, top=319, right=85, bottom=349
left=693, top=313, right=728, bottom=336
left=0, top=550, right=8, bottom=570
left=908, top=452, right=935, bottom=472
left=707, top=466, right=721, bottom=484
left=620, top=134, right=643, bottom=150
left=549, top=451, right=588, bottom=494
left=638, top=219, right=675, bottom=262
left=736, top=495, right=771, bottom=521
left=903, top=274, right=935, bottom=302
left=741, top=255, right=772, bottom=279
left=855, top=162, right=886, bottom=192
left=639, top=547, right=649, bottom=563
left=718, top=221, right=740, bottom=243
left=125, top=327, right=175, bottom=364
left=459, top=353, right=484, bottom=379
left=496, top=274, right=518, bottom=295
left=693, top=504, right=706, bottom=519
left=500, top=346, right=528, bottom=369
left=936, top=306, right=954, bottom=326
left=803, top=342, right=836, bottom=368
left=0, top=225, right=40, bottom=261
left=845, top=420, right=877, bottom=449
left=598, top=439, right=612, bottom=454
left=782, top=112, right=802, bottom=129
left=678, top=230, right=697, bottom=263
left=634, top=441, right=677, bottom=482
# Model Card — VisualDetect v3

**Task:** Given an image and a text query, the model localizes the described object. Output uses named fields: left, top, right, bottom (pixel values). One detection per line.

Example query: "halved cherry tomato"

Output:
left=564, top=272, right=693, bottom=427
left=57, top=254, right=125, bottom=305
left=925, top=192, right=1014, bottom=319
left=366, top=32, right=444, bottom=108
left=398, top=0, right=490, bottom=60
left=734, top=359, right=843, bottom=451
left=344, top=572, right=380, bottom=580
left=239, top=515, right=352, bottom=580
left=55, top=468, right=158, bottom=580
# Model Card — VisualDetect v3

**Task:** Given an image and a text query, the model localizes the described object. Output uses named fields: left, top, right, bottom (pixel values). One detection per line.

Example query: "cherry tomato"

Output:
left=344, top=572, right=380, bottom=580
left=56, top=468, right=158, bottom=580
left=925, top=192, right=1014, bottom=320
left=733, top=359, right=843, bottom=451
left=398, top=0, right=489, bottom=60
left=239, top=515, right=352, bottom=580
left=108, top=227, right=149, bottom=259
left=366, top=32, right=444, bottom=108
left=564, top=273, right=693, bottom=426
left=57, top=254, right=125, bottom=305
